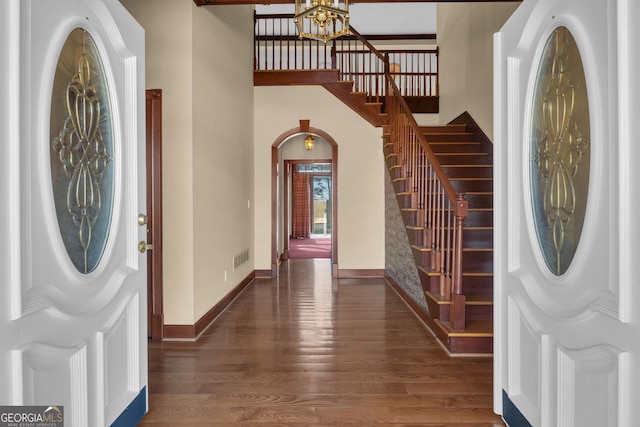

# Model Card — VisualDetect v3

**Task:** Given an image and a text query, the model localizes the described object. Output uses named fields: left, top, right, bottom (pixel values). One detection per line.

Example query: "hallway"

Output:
left=142, top=259, right=503, bottom=426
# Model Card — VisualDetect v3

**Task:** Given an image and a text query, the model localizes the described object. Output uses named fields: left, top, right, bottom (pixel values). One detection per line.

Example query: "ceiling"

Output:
left=196, top=0, right=521, bottom=36
left=255, top=2, right=437, bottom=35
left=196, top=0, right=519, bottom=4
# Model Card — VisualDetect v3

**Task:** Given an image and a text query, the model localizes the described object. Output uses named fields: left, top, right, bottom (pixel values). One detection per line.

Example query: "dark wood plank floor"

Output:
left=142, top=259, right=504, bottom=426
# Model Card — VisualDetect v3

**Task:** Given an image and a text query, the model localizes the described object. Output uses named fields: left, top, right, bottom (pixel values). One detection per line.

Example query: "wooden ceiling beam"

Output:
left=196, top=0, right=520, bottom=5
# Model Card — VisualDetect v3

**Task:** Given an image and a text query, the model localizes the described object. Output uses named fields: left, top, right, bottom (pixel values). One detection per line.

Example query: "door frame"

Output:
left=2, top=0, right=148, bottom=423
left=494, top=0, right=639, bottom=424
left=145, top=89, right=164, bottom=341
left=271, top=123, right=339, bottom=277
left=283, top=159, right=332, bottom=259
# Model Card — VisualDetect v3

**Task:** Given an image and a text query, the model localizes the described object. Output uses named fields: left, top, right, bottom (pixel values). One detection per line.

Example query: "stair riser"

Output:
left=408, top=178, right=493, bottom=192
left=392, top=179, right=408, bottom=193
left=421, top=125, right=467, bottom=134
left=429, top=143, right=482, bottom=153
left=409, top=227, right=493, bottom=252
left=384, top=151, right=398, bottom=165
left=462, top=251, right=494, bottom=269
left=396, top=195, right=493, bottom=217
left=423, top=133, right=474, bottom=142
left=425, top=296, right=444, bottom=321
left=421, top=274, right=494, bottom=306
left=435, top=154, right=492, bottom=165
left=464, top=210, right=493, bottom=227
left=401, top=210, right=418, bottom=228
left=440, top=166, right=493, bottom=178
left=388, top=167, right=404, bottom=181
left=384, top=153, right=396, bottom=164
left=466, top=305, right=493, bottom=322
left=464, top=193, right=493, bottom=208
left=396, top=193, right=412, bottom=209
left=411, top=249, right=428, bottom=274
left=463, top=229, right=494, bottom=248
left=461, top=275, right=493, bottom=295
left=451, top=180, right=493, bottom=193
left=418, top=269, right=441, bottom=294
left=437, top=303, right=493, bottom=323
left=448, top=335, right=493, bottom=354
left=419, top=250, right=493, bottom=274
left=425, top=290, right=493, bottom=324
left=403, top=211, right=493, bottom=227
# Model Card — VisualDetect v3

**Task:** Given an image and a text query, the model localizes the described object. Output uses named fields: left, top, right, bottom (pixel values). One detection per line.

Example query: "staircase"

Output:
left=383, top=115, right=494, bottom=354
left=254, top=15, right=494, bottom=355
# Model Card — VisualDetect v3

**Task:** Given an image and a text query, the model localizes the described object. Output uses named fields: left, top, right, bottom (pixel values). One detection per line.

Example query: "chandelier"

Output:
left=294, top=0, right=350, bottom=43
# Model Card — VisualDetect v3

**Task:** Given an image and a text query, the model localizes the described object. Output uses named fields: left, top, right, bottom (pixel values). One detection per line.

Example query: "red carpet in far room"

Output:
left=288, top=238, right=331, bottom=259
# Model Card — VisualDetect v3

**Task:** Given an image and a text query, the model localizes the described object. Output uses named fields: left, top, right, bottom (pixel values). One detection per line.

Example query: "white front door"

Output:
left=0, top=1, right=147, bottom=426
left=495, top=0, right=640, bottom=425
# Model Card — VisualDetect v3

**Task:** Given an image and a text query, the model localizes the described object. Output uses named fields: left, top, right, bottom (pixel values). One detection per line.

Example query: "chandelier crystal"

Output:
left=294, top=0, right=349, bottom=43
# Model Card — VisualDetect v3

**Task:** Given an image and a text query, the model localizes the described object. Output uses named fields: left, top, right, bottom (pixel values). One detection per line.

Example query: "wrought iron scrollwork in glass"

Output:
left=530, top=26, right=590, bottom=276
left=50, top=28, right=114, bottom=274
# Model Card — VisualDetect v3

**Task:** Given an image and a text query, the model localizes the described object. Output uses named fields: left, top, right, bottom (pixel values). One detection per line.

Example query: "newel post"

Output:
left=450, top=193, right=467, bottom=331
left=331, top=41, right=337, bottom=69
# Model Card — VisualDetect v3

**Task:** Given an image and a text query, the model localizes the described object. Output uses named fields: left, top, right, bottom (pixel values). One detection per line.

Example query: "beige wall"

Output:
left=192, top=5, right=255, bottom=321
left=254, top=85, right=385, bottom=271
left=121, top=0, right=255, bottom=325
left=437, top=2, right=520, bottom=139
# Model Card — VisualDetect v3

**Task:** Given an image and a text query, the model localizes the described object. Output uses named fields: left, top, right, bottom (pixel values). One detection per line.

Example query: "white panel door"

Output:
left=0, top=0, right=147, bottom=426
left=494, top=0, right=640, bottom=425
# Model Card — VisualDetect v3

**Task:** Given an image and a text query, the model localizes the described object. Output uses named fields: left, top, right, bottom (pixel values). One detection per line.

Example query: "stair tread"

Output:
left=429, top=143, right=481, bottom=145
left=440, top=164, right=493, bottom=168
left=415, top=206, right=493, bottom=212
left=423, top=132, right=473, bottom=136
left=418, top=265, right=494, bottom=276
left=426, top=291, right=493, bottom=304
left=435, top=320, right=493, bottom=337
left=435, top=152, right=489, bottom=156
left=412, top=244, right=493, bottom=252
left=407, top=225, right=492, bottom=230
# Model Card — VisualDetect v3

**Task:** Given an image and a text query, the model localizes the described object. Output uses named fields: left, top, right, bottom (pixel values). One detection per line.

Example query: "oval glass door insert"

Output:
left=50, top=28, right=114, bottom=274
left=530, top=26, right=590, bottom=276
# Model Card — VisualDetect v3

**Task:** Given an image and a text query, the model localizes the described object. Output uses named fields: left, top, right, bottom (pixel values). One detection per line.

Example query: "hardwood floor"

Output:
left=142, top=259, right=504, bottom=426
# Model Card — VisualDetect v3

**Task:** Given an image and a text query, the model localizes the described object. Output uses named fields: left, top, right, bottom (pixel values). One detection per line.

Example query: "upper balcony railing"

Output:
left=254, top=13, right=438, bottom=102
left=255, top=13, right=467, bottom=330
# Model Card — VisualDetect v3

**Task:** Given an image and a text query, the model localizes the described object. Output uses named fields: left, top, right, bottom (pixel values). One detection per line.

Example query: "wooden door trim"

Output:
left=271, top=125, right=339, bottom=277
left=146, top=89, right=164, bottom=341
left=283, top=159, right=333, bottom=260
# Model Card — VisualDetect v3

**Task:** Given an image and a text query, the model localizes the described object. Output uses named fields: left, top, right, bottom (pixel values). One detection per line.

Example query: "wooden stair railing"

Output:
left=340, top=31, right=469, bottom=331
left=254, top=14, right=438, bottom=102
left=382, top=60, right=468, bottom=332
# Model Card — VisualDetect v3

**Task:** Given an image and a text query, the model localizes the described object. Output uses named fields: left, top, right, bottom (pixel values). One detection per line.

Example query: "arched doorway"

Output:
left=271, top=121, right=338, bottom=277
